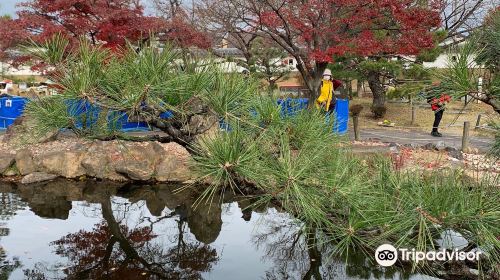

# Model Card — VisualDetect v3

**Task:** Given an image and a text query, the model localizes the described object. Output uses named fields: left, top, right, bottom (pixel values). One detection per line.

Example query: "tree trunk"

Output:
left=488, top=99, right=500, bottom=114
left=345, top=79, right=353, bottom=100
left=268, top=79, right=276, bottom=93
left=295, top=60, right=328, bottom=105
left=303, top=227, right=322, bottom=280
left=468, top=91, right=500, bottom=114
left=356, top=79, right=363, bottom=98
left=367, top=71, right=386, bottom=107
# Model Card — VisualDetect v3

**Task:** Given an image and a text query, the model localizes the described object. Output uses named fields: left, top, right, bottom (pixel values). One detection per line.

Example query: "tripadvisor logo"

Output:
left=375, top=244, right=482, bottom=267
left=375, top=244, right=398, bottom=266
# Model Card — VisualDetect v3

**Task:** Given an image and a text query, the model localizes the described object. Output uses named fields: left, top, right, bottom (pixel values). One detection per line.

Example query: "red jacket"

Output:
left=430, top=94, right=451, bottom=111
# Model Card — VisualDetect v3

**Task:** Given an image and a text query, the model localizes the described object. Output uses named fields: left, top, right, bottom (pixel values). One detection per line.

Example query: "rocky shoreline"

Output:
left=0, top=137, right=194, bottom=184
left=1, top=132, right=498, bottom=185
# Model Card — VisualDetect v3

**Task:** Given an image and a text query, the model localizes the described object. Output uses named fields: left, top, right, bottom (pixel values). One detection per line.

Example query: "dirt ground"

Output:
left=349, top=98, right=499, bottom=137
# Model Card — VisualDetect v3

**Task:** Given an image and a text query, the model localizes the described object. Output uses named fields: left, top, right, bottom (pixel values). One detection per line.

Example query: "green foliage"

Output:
left=358, top=59, right=402, bottom=76
left=192, top=95, right=499, bottom=276
left=249, top=95, right=282, bottom=126
left=435, top=10, right=500, bottom=115
left=370, top=105, right=387, bottom=118
left=192, top=98, right=346, bottom=224
left=389, top=65, right=434, bottom=100
left=328, top=55, right=362, bottom=81
left=436, top=42, right=479, bottom=98
left=475, top=11, right=500, bottom=73
left=404, top=64, right=432, bottom=81
left=202, top=73, right=257, bottom=118
left=22, top=35, right=248, bottom=139
left=415, top=30, right=447, bottom=63
left=362, top=165, right=500, bottom=273
left=249, top=38, right=292, bottom=91
left=24, top=96, right=73, bottom=132
left=192, top=128, right=263, bottom=201
left=23, top=33, right=70, bottom=66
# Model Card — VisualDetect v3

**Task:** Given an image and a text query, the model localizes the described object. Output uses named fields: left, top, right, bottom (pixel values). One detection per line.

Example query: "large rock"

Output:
left=115, top=161, right=154, bottom=181
left=5, top=139, right=193, bottom=183
left=0, top=154, right=15, bottom=174
left=3, top=116, right=59, bottom=145
left=15, top=149, right=37, bottom=175
left=21, top=172, right=58, bottom=184
left=81, top=141, right=163, bottom=181
left=81, top=141, right=128, bottom=181
left=155, top=142, right=193, bottom=182
left=36, top=151, right=86, bottom=178
left=112, top=141, right=161, bottom=181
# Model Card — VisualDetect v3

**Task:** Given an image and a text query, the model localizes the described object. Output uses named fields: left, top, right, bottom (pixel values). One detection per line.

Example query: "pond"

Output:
left=0, top=180, right=439, bottom=280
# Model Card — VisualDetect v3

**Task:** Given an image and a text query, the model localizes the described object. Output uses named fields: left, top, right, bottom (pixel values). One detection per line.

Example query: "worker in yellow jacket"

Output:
left=315, top=69, right=341, bottom=112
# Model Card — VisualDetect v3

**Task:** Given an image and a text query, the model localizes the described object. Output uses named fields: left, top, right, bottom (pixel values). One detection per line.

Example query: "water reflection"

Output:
left=0, top=192, right=25, bottom=279
left=0, top=180, right=225, bottom=279
left=0, top=180, right=437, bottom=280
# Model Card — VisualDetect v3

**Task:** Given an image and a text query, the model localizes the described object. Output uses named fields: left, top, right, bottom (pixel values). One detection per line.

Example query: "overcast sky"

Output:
left=1, top=0, right=158, bottom=17
left=1, top=0, right=23, bottom=16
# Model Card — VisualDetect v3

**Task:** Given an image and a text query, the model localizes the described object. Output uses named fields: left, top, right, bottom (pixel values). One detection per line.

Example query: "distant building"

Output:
left=0, top=58, right=44, bottom=84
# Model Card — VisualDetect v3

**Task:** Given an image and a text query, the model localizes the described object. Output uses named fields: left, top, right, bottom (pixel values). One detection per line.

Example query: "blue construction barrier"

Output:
left=66, top=99, right=101, bottom=129
left=333, top=99, right=349, bottom=135
left=65, top=99, right=152, bottom=132
left=0, top=97, right=175, bottom=132
left=0, top=96, right=349, bottom=133
left=219, top=98, right=349, bottom=134
left=107, top=111, right=149, bottom=132
left=277, top=98, right=309, bottom=117
left=160, top=110, right=174, bottom=119
left=219, top=119, right=232, bottom=131
left=0, top=96, right=27, bottom=129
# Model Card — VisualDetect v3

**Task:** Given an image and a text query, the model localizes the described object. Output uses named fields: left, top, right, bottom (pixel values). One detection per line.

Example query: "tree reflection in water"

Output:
left=1, top=181, right=221, bottom=280
left=0, top=191, right=25, bottom=279
left=49, top=197, right=219, bottom=279
left=0, top=180, right=425, bottom=280
left=252, top=213, right=416, bottom=280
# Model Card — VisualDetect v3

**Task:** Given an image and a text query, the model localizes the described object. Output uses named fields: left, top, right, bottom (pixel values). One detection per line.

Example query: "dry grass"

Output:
left=349, top=97, right=499, bottom=137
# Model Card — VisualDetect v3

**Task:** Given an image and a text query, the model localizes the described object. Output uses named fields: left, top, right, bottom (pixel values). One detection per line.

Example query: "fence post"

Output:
left=475, top=114, right=482, bottom=129
left=411, top=106, right=416, bottom=125
left=353, top=115, right=360, bottom=141
left=462, top=121, right=470, bottom=152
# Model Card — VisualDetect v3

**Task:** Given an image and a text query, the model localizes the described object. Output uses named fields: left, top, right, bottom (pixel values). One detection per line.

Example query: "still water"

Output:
left=0, top=180, right=437, bottom=280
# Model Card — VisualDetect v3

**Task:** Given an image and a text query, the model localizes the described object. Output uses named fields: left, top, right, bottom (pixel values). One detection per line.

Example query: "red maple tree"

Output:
left=237, top=0, right=442, bottom=99
left=0, top=0, right=210, bottom=64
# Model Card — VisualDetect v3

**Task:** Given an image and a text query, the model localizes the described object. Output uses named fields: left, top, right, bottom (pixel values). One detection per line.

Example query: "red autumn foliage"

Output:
left=256, top=0, right=441, bottom=64
left=50, top=220, right=219, bottom=279
left=51, top=222, right=156, bottom=278
left=0, top=0, right=210, bottom=64
left=242, top=0, right=442, bottom=97
left=159, top=10, right=212, bottom=50
left=1, top=0, right=163, bottom=49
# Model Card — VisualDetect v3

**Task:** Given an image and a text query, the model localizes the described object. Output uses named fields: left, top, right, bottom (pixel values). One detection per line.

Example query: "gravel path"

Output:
left=347, top=128, right=494, bottom=152
left=1, top=127, right=495, bottom=153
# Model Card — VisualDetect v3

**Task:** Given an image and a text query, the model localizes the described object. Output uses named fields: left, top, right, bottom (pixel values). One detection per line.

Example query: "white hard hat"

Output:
left=323, top=69, right=332, bottom=76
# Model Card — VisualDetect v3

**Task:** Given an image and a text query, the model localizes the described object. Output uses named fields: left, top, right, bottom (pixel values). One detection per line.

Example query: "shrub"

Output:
left=370, top=105, right=387, bottom=118
left=349, top=104, right=363, bottom=117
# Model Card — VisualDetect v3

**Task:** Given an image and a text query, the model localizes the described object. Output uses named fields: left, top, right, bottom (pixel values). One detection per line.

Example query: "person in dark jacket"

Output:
left=428, top=94, right=451, bottom=137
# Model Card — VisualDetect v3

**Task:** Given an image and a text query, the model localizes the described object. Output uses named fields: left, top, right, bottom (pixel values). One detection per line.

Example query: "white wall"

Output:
left=423, top=53, right=479, bottom=69
left=0, top=62, right=42, bottom=77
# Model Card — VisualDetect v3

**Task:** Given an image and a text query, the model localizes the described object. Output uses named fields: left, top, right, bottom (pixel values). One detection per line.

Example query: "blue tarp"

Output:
left=0, top=96, right=27, bottom=129
left=219, top=98, right=349, bottom=135
left=0, top=97, right=349, bottom=134
left=333, top=99, right=349, bottom=135
left=66, top=99, right=161, bottom=132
